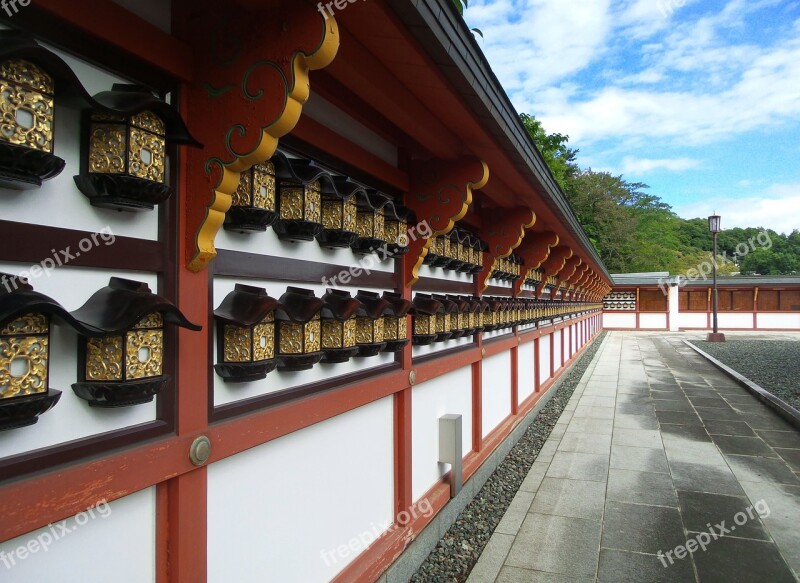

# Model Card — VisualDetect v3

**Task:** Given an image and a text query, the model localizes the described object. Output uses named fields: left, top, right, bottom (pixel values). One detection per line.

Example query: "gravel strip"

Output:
left=411, top=331, right=607, bottom=583
left=695, top=338, right=800, bottom=410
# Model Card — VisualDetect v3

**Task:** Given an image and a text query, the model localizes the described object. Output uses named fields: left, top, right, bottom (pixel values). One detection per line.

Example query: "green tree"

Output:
left=520, top=114, right=579, bottom=190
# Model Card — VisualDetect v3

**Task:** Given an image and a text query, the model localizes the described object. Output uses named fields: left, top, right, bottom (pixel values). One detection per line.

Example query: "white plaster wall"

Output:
left=304, top=93, right=398, bottom=167
left=717, top=313, right=754, bottom=329
left=213, top=278, right=395, bottom=406
left=208, top=398, right=394, bottom=583
left=216, top=227, right=395, bottom=274
left=0, top=263, right=158, bottom=459
left=412, top=335, right=475, bottom=359
left=602, top=312, right=637, bottom=329
left=0, top=488, right=156, bottom=582
left=517, top=342, right=536, bottom=405
left=678, top=312, right=708, bottom=329
left=757, top=313, right=800, bottom=330
left=0, top=40, right=159, bottom=241
left=414, top=264, right=473, bottom=285
left=539, top=334, right=551, bottom=385
left=411, top=367, right=472, bottom=500
left=640, top=313, right=668, bottom=329
left=482, top=352, right=511, bottom=438
left=553, top=330, right=562, bottom=370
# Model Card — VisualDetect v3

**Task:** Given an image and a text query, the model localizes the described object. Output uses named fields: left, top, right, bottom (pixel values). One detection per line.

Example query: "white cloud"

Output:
left=620, top=156, right=701, bottom=173
left=674, top=184, right=800, bottom=234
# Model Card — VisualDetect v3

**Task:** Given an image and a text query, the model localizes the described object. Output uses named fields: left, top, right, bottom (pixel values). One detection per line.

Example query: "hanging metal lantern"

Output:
left=429, top=234, right=452, bottom=268
left=351, top=192, right=390, bottom=255
left=381, top=292, right=414, bottom=353
left=71, top=278, right=201, bottom=407
left=275, top=287, right=325, bottom=371
left=384, top=205, right=413, bottom=258
left=74, top=84, right=199, bottom=211
left=319, top=289, right=361, bottom=363
left=213, top=285, right=281, bottom=383
left=432, top=294, right=458, bottom=343
left=412, top=294, right=444, bottom=346
left=353, top=290, right=390, bottom=357
left=446, top=296, right=471, bottom=339
left=445, top=230, right=466, bottom=272
left=0, top=58, right=65, bottom=189
left=423, top=235, right=445, bottom=266
left=224, top=161, right=278, bottom=233
left=272, top=153, right=327, bottom=242
left=316, top=176, right=364, bottom=248
left=0, top=273, right=97, bottom=430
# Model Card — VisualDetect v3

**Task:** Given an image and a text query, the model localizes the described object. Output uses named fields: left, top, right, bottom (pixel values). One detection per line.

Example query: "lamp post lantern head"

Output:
left=708, top=214, right=721, bottom=234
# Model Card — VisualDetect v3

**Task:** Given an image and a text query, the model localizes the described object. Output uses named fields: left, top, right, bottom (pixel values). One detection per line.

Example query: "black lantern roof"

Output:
left=432, top=294, right=459, bottom=314
left=70, top=278, right=202, bottom=334
left=469, top=297, right=491, bottom=313
left=356, top=190, right=393, bottom=213
left=0, top=273, right=100, bottom=334
left=412, top=294, right=444, bottom=316
left=354, top=290, right=392, bottom=319
left=321, top=289, right=362, bottom=321
left=272, top=152, right=372, bottom=200
left=446, top=295, right=471, bottom=313
left=214, top=285, right=282, bottom=327
left=487, top=297, right=507, bottom=312
left=0, top=32, right=201, bottom=147
left=381, top=292, right=415, bottom=317
left=381, top=200, right=405, bottom=223
left=276, top=287, right=325, bottom=323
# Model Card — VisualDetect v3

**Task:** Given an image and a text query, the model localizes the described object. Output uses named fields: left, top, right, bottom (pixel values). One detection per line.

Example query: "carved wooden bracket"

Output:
left=512, top=231, right=559, bottom=295
left=403, top=157, right=489, bottom=287
left=476, top=207, right=536, bottom=293
left=181, top=1, right=340, bottom=271
left=563, top=263, right=588, bottom=300
left=555, top=256, right=582, bottom=290
left=535, top=246, right=573, bottom=298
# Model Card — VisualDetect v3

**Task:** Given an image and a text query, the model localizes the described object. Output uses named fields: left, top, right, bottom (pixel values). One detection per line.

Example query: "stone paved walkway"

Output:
left=467, top=332, right=800, bottom=583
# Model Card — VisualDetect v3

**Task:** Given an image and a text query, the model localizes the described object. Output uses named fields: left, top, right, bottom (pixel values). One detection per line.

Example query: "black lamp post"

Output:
left=707, top=214, right=725, bottom=342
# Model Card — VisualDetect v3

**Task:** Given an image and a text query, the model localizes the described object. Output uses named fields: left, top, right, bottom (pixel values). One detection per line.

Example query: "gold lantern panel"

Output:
left=223, top=313, right=275, bottom=364
left=322, top=317, right=357, bottom=350
left=383, top=315, right=407, bottom=342
left=279, top=179, right=322, bottom=223
left=279, top=314, right=321, bottom=355
left=235, top=162, right=276, bottom=212
left=88, top=111, right=166, bottom=183
left=322, top=196, right=358, bottom=232
left=414, top=314, right=435, bottom=336
left=0, top=59, right=55, bottom=153
left=0, top=313, right=49, bottom=400
left=86, top=312, right=163, bottom=382
left=356, top=316, right=384, bottom=345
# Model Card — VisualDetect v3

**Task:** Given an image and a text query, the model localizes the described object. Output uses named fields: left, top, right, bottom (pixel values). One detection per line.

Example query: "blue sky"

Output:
left=462, top=0, right=800, bottom=234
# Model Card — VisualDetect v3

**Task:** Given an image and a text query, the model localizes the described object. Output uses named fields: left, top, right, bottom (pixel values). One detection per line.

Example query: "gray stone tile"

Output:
left=692, top=535, right=796, bottom=583
left=505, top=513, right=602, bottom=579
left=601, top=501, right=685, bottom=555
left=710, top=434, right=778, bottom=457
left=496, top=566, right=593, bottom=583
left=738, top=480, right=800, bottom=575
left=653, top=400, right=694, bottom=412
left=663, top=441, right=728, bottom=467
left=546, top=451, right=609, bottom=482
left=466, top=533, right=515, bottom=583
left=607, top=468, right=678, bottom=507
left=597, top=548, right=695, bottom=583
left=565, top=417, right=614, bottom=435
left=520, top=461, right=550, bottom=493
left=573, top=405, right=615, bottom=420
left=578, top=395, right=616, bottom=408
left=614, top=413, right=659, bottom=430
left=725, top=454, right=800, bottom=485
left=529, top=477, right=606, bottom=520
left=612, top=428, right=664, bottom=450
left=611, top=444, right=670, bottom=474
left=668, top=460, right=745, bottom=496
left=703, top=420, right=757, bottom=437
left=756, top=430, right=800, bottom=449
left=695, top=406, right=742, bottom=422
left=557, top=432, right=612, bottom=455
left=676, top=490, right=770, bottom=541
left=495, top=492, right=536, bottom=535
left=659, top=424, right=711, bottom=444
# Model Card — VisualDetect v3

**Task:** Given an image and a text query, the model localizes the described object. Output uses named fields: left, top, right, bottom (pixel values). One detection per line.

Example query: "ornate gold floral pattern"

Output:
left=126, top=329, right=163, bottom=379
left=279, top=185, right=304, bottom=220
left=356, top=317, right=384, bottom=344
left=224, top=325, right=252, bottom=363
left=0, top=59, right=55, bottom=152
left=322, top=200, right=343, bottom=230
left=414, top=315, right=432, bottom=335
left=305, top=317, right=321, bottom=352
left=129, top=127, right=166, bottom=182
left=134, top=313, right=163, bottom=330
left=89, top=124, right=127, bottom=174
left=0, top=313, right=48, bottom=335
left=86, top=336, right=124, bottom=381
left=131, top=111, right=165, bottom=135
left=0, top=335, right=48, bottom=399
left=233, top=162, right=276, bottom=209
left=253, top=318, right=275, bottom=361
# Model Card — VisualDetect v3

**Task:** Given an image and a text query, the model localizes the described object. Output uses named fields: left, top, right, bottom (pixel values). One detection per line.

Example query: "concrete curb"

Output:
left=684, top=339, right=800, bottom=430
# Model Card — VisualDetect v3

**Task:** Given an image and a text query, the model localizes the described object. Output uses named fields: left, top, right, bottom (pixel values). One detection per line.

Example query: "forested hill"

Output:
left=522, top=114, right=800, bottom=276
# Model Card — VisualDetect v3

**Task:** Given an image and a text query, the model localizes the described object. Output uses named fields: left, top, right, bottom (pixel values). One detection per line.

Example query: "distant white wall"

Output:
left=640, top=313, right=668, bottom=329
left=758, top=313, right=800, bottom=330
left=603, top=312, right=637, bottom=329
left=517, top=342, right=536, bottom=405
left=538, top=334, right=551, bottom=385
